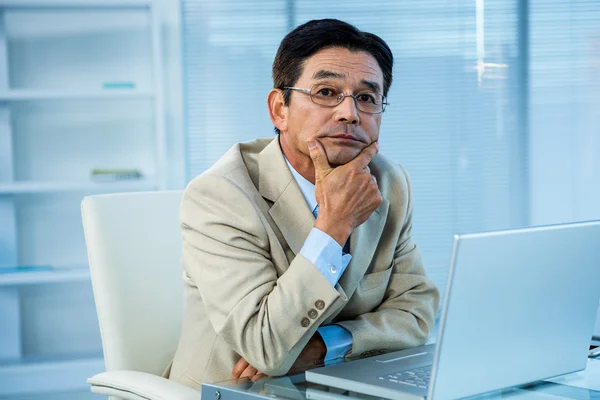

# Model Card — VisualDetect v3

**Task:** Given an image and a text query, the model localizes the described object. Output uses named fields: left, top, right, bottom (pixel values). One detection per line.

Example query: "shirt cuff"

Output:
left=300, top=228, right=352, bottom=287
left=317, top=325, right=353, bottom=364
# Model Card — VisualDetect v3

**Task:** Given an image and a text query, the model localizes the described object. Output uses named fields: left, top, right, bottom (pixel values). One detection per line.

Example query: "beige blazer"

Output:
left=168, top=136, right=439, bottom=389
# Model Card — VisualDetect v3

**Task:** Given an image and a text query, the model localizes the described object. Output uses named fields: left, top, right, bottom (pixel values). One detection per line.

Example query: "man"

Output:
left=168, top=19, right=439, bottom=389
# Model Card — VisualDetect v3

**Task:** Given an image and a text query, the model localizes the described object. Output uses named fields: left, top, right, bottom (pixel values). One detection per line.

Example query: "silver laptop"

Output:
left=306, top=221, right=600, bottom=400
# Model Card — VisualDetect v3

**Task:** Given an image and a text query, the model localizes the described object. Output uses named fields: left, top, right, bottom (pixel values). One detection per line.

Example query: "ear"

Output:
left=267, top=89, right=288, bottom=132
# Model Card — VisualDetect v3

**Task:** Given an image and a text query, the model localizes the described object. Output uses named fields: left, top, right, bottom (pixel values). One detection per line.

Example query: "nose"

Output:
left=334, top=95, right=360, bottom=125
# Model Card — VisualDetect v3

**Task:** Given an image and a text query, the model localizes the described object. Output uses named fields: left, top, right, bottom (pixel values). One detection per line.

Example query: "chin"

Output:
left=325, top=148, right=362, bottom=166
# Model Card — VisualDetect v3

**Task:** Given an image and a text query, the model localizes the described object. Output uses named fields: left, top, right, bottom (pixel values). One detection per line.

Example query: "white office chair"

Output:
left=81, top=191, right=198, bottom=400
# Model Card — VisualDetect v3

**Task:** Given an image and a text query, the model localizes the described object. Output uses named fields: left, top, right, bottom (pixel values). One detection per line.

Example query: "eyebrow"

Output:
left=312, top=69, right=382, bottom=93
left=312, top=69, right=345, bottom=80
left=361, top=80, right=381, bottom=93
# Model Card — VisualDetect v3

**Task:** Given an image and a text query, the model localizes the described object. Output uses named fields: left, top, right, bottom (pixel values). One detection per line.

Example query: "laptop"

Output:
left=306, top=221, right=600, bottom=400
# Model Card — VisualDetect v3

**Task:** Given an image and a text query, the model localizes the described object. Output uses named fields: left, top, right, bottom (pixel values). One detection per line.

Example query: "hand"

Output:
left=307, top=139, right=383, bottom=246
left=287, top=333, right=327, bottom=375
left=231, top=357, right=266, bottom=381
left=231, top=334, right=326, bottom=378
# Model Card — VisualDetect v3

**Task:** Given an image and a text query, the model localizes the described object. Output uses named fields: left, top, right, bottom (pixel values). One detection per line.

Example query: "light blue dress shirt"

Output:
left=284, top=157, right=353, bottom=363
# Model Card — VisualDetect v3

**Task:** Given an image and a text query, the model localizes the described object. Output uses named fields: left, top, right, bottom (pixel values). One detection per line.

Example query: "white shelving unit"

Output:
left=0, top=266, right=90, bottom=286
left=0, top=0, right=167, bottom=396
left=0, top=88, right=155, bottom=101
left=0, top=354, right=105, bottom=395
left=0, top=179, right=158, bottom=194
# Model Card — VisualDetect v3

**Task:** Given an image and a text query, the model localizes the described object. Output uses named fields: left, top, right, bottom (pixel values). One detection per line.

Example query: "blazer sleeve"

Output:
left=180, top=173, right=346, bottom=376
left=336, top=167, right=440, bottom=357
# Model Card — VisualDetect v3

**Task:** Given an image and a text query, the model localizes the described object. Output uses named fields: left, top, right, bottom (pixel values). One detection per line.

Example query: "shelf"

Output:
left=0, top=265, right=90, bottom=286
left=0, top=89, right=155, bottom=101
left=0, top=0, right=153, bottom=9
left=0, top=179, right=158, bottom=194
left=0, top=354, right=104, bottom=396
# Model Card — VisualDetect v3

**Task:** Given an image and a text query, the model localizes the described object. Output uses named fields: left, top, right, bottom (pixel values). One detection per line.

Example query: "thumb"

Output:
left=307, top=139, right=332, bottom=180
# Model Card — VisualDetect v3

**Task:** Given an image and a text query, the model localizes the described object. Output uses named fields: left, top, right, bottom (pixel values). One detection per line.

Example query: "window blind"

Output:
left=529, top=0, right=600, bottom=336
left=181, top=0, right=289, bottom=177
left=182, top=0, right=527, bottom=296
left=529, top=0, right=600, bottom=225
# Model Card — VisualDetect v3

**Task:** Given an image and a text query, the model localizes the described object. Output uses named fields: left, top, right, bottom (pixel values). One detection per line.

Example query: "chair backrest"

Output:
left=81, top=190, right=184, bottom=375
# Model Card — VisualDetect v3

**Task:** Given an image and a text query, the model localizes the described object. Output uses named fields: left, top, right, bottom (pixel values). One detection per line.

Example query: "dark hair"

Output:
left=272, top=19, right=394, bottom=134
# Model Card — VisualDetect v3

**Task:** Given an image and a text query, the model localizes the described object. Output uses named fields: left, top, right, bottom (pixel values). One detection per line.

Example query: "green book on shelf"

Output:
left=91, top=169, right=143, bottom=182
left=103, top=81, right=136, bottom=89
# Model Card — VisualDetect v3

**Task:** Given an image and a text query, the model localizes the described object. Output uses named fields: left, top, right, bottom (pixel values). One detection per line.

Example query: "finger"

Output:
left=231, top=358, right=249, bottom=379
left=240, top=365, right=258, bottom=379
left=307, top=138, right=332, bottom=178
left=251, top=372, right=267, bottom=382
left=371, top=175, right=377, bottom=185
left=349, top=141, right=379, bottom=171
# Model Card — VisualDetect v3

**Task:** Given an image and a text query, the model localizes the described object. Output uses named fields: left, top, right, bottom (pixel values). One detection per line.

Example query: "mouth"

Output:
left=329, top=134, right=361, bottom=142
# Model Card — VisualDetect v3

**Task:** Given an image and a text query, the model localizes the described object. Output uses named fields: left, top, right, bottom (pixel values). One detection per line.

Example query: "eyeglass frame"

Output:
left=282, top=84, right=388, bottom=114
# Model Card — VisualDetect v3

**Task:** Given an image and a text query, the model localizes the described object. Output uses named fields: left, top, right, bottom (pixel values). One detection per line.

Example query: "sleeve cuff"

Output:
left=317, top=325, right=353, bottom=364
left=300, top=228, right=351, bottom=287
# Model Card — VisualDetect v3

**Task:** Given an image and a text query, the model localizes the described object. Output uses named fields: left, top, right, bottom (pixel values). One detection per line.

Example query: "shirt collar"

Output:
left=284, top=156, right=318, bottom=214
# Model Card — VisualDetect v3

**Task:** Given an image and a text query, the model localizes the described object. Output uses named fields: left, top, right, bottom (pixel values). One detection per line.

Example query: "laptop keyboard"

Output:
left=377, top=365, right=431, bottom=389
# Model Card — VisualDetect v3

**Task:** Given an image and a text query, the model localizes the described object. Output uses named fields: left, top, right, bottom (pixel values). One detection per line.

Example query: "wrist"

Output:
left=314, top=216, right=352, bottom=247
left=313, top=333, right=327, bottom=363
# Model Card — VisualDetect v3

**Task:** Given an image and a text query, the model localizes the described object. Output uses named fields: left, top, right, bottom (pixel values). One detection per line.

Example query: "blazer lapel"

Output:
left=258, top=137, right=314, bottom=255
left=258, top=136, right=391, bottom=298
left=338, top=198, right=390, bottom=297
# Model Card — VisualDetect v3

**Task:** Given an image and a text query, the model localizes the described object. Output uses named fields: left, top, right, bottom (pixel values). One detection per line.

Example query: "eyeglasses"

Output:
left=283, top=84, right=388, bottom=114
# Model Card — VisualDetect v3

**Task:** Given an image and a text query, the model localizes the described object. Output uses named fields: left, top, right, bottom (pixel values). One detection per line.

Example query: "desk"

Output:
left=202, top=359, right=600, bottom=400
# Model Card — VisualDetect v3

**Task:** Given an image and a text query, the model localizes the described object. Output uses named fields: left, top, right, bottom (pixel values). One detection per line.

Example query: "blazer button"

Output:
left=308, top=309, right=318, bottom=319
left=301, top=317, right=310, bottom=328
left=315, top=300, right=325, bottom=310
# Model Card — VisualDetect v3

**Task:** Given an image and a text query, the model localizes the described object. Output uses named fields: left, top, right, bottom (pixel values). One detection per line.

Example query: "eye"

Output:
left=317, top=87, right=336, bottom=97
left=357, top=93, right=377, bottom=104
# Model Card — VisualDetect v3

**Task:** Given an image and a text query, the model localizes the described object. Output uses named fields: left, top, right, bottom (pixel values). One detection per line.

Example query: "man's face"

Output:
left=278, top=47, right=385, bottom=170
